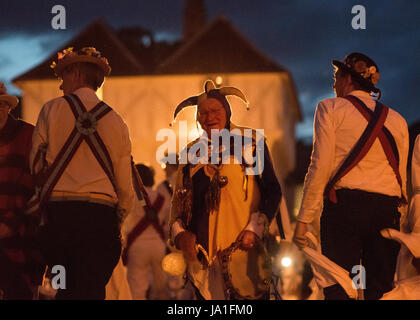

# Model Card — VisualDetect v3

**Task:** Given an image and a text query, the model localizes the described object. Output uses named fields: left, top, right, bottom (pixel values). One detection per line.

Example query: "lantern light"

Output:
left=281, top=257, right=292, bottom=268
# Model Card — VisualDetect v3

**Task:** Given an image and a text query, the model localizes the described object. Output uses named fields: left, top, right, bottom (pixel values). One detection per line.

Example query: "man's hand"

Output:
left=239, top=230, right=258, bottom=251
left=293, top=221, right=309, bottom=250
left=175, top=231, right=199, bottom=263
left=0, top=223, right=13, bottom=240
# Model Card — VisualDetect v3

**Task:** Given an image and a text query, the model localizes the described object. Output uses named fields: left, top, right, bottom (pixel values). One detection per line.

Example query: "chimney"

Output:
left=183, top=0, right=207, bottom=41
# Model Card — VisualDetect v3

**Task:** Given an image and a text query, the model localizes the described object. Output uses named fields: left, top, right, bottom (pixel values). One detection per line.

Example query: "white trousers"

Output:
left=126, top=238, right=168, bottom=300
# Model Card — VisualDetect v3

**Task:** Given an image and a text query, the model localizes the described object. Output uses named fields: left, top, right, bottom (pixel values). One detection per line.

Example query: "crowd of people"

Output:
left=0, top=46, right=419, bottom=300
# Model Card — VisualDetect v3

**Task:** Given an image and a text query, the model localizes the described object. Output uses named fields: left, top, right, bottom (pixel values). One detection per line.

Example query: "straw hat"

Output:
left=50, top=47, right=111, bottom=77
left=0, top=82, right=19, bottom=109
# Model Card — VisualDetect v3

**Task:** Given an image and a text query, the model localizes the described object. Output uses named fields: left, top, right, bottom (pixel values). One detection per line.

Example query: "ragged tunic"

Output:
left=170, top=124, right=282, bottom=260
left=189, top=161, right=261, bottom=259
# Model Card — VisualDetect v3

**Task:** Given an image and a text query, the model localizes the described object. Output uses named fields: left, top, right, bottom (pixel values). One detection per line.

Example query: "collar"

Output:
left=72, top=87, right=100, bottom=102
left=348, top=90, right=372, bottom=98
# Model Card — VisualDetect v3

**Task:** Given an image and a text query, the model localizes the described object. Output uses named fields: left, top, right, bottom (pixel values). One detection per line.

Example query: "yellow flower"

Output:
left=371, top=72, right=380, bottom=84
left=369, top=66, right=377, bottom=74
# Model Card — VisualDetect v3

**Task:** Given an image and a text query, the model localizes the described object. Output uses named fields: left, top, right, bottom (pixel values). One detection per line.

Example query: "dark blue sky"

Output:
left=0, top=0, right=419, bottom=139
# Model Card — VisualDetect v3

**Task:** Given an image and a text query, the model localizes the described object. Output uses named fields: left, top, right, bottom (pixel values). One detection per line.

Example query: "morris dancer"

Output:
left=30, top=47, right=135, bottom=300
left=169, top=80, right=284, bottom=300
left=124, top=163, right=169, bottom=300
left=380, top=134, right=420, bottom=299
left=0, top=83, right=43, bottom=299
left=293, top=52, right=409, bottom=300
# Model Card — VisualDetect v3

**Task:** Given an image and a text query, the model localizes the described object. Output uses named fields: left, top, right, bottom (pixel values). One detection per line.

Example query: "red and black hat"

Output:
left=332, top=52, right=381, bottom=96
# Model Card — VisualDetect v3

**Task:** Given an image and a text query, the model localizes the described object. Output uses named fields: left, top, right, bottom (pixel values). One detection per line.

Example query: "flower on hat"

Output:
left=351, top=60, right=380, bottom=85
left=371, top=72, right=380, bottom=85
left=50, top=47, right=75, bottom=69
left=50, top=47, right=109, bottom=70
left=80, top=47, right=101, bottom=57
left=360, top=64, right=380, bottom=84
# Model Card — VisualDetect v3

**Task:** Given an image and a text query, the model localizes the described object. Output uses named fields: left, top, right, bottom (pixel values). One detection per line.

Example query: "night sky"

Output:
left=0, top=0, right=419, bottom=139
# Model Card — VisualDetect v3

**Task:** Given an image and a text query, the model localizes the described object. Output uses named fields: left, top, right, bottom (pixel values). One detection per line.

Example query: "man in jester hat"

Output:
left=168, top=80, right=283, bottom=300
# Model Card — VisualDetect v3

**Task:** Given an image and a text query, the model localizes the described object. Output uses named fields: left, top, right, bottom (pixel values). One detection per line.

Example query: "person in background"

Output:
left=157, top=155, right=178, bottom=240
left=157, top=154, right=195, bottom=299
left=0, top=82, right=43, bottom=299
left=124, top=164, right=168, bottom=300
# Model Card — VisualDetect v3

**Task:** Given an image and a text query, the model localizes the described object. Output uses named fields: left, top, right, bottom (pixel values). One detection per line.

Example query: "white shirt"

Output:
left=30, top=87, right=134, bottom=214
left=298, top=90, right=408, bottom=224
left=156, top=176, right=176, bottom=238
left=382, top=135, right=420, bottom=281
left=123, top=186, right=169, bottom=241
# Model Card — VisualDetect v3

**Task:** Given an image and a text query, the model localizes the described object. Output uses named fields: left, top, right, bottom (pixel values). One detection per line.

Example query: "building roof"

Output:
left=13, top=19, right=145, bottom=82
left=157, top=16, right=285, bottom=74
left=12, top=16, right=302, bottom=121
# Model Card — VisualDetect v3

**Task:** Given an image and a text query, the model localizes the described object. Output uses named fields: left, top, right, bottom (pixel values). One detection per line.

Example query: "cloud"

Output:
left=0, top=0, right=418, bottom=138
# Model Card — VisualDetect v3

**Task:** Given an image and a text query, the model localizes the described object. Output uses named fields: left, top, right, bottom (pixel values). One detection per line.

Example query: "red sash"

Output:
left=324, top=96, right=404, bottom=204
left=122, top=193, right=166, bottom=265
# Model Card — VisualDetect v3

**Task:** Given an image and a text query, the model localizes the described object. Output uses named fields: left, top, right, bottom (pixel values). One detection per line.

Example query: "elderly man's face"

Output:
left=0, top=101, right=11, bottom=131
left=197, top=98, right=227, bottom=136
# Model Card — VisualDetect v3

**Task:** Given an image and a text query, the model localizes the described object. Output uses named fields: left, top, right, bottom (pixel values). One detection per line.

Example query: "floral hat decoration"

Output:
left=332, top=52, right=381, bottom=98
left=50, top=47, right=111, bottom=77
left=0, top=82, right=19, bottom=109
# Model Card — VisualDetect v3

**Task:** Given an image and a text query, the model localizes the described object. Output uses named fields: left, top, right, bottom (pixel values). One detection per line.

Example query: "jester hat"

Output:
left=172, top=80, right=249, bottom=126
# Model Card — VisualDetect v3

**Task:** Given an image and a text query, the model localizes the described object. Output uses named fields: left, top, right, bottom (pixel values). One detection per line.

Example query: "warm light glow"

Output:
left=96, top=83, right=103, bottom=100
left=162, top=252, right=187, bottom=276
left=281, top=257, right=292, bottom=268
left=215, top=75, right=223, bottom=86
